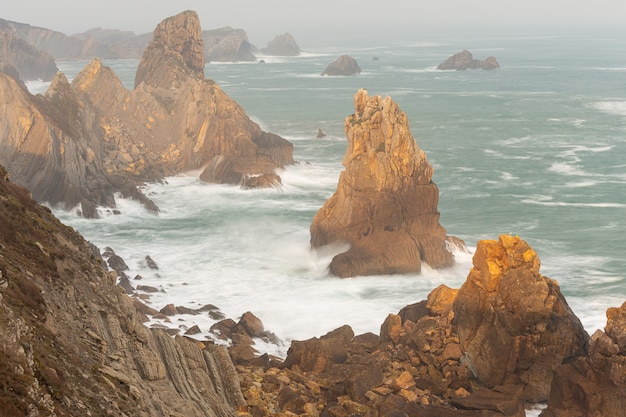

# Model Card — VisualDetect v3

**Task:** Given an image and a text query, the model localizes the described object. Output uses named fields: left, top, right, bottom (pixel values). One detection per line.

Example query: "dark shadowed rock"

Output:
left=310, top=89, right=463, bottom=277
left=261, top=33, right=301, bottom=56
left=322, top=54, right=361, bottom=76
left=437, top=49, right=500, bottom=70
left=453, top=235, right=589, bottom=402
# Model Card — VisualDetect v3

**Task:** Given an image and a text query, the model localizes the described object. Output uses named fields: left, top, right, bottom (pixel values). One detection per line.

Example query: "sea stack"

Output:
left=321, top=54, right=361, bottom=76
left=310, top=89, right=463, bottom=277
left=436, top=49, right=500, bottom=70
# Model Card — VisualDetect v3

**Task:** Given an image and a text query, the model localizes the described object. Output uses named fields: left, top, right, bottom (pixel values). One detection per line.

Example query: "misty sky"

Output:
left=2, top=0, right=626, bottom=46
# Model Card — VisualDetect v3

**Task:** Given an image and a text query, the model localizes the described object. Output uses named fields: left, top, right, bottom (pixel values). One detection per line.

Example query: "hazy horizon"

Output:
left=2, top=0, right=626, bottom=48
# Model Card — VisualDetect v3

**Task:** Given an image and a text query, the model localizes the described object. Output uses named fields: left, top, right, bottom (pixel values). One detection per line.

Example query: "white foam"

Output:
left=592, top=101, right=626, bottom=116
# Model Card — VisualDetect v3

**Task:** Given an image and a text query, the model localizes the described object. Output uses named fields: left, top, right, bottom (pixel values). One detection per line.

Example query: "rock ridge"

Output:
left=437, top=49, right=500, bottom=70
left=310, top=88, right=462, bottom=277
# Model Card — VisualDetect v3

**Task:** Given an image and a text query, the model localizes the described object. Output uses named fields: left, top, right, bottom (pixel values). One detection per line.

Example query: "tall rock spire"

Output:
left=310, top=89, right=462, bottom=277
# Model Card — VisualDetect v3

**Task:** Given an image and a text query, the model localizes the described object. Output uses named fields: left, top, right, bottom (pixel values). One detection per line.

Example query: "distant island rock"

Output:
left=261, top=33, right=301, bottom=56
left=310, top=88, right=464, bottom=277
left=203, top=26, right=256, bottom=62
left=0, top=28, right=57, bottom=81
left=321, top=54, right=361, bottom=76
left=437, top=49, right=500, bottom=70
left=0, top=10, right=294, bottom=217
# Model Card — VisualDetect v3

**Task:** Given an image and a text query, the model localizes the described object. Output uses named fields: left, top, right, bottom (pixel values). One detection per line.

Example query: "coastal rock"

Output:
left=322, top=54, right=361, bottom=76
left=310, top=89, right=461, bottom=277
left=0, top=28, right=58, bottom=81
left=203, top=26, right=257, bottom=62
left=453, top=235, right=589, bottom=402
left=0, top=165, right=244, bottom=416
left=541, top=301, right=626, bottom=417
left=0, top=10, right=294, bottom=216
left=261, top=33, right=301, bottom=56
left=437, top=50, right=500, bottom=70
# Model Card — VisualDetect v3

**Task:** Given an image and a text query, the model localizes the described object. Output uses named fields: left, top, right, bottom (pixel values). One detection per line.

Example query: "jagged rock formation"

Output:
left=0, top=164, right=244, bottom=416
left=0, top=28, right=57, bottom=81
left=453, top=235, right=589, bottom=402
left=203, top=27, right=257, bottom=62
left=321, top=54, right=361, bottom=76
left=310, top=89, right=460, bottom=277
left=0, top=10, right=294, bottom=217
left=261, top=33, right=301, bottom=56
left=542, top=301, right=626, bottom=416
left=234, top=235, right=604, bottom=416
left=437, top=50, right=500, bottom=70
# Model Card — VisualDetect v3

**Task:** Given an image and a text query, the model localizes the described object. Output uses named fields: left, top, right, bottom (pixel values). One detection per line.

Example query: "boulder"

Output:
left=541, top=301, right=626, bottom=417
left=310, top=89, right=463, bottom=277
left=261, top=33, right=301, bottom=56
left=322, top=54, right=361, bottom=76
left=437, top=49, right=500, bottom=70
left=453, top=235, right=589, bottom=402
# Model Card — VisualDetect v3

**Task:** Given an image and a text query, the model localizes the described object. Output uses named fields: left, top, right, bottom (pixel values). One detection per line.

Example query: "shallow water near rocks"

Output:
left=39, top=34, right=626, bottom=373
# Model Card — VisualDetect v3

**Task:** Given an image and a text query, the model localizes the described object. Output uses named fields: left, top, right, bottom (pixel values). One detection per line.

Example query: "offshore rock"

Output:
left=322, top=54, right=361, bottom=76
left=0, top=10, right=294, bottom=216
left=437, top=49, right=500, bottom=70
left=0, top=165, right=244, bottom=416
left=203, top=26, right=257, bottom=62
left=310, top=89, right=461, bottom=277
left=542, top=301, right=626, bottom=417
left=0, top=28, right=58, bottom=81
left=261, top=33, right=301, bottom=56
left=453, top=235, right=589, bottom=402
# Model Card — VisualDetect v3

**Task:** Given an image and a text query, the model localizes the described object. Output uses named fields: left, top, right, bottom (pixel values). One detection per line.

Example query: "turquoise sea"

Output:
left=34, top=34, right=626, bottom=366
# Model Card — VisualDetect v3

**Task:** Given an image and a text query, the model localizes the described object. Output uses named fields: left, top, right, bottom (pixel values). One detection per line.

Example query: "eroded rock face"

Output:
left=0, top=166, right=244, bottom=416
left=203, top=26, right=257, bottom=62
left=437, top=49, right=500, bottom=70
left=0, top=28, right=58, bottom=81
left=261, top=33, right=301, bottom=56
left=322, top=54, right=361, bottom=76
left=542, top=302, right=626, bottom=417
left=0, top=10, right=294, bottom=216
left=310, top=89, right=460, bottom=277
left=453, top=235, right=589, bottom=402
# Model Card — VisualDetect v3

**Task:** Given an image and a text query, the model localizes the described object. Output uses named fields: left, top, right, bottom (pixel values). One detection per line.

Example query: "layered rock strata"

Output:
left=0, top=28, right=58, bottom=81
left=321, top=54, right=361, bottom=76
left=437, top=49, right=500, bottom=70
left=310, top=89, right=461, bottom=277
left=0, top=165, right=244, bottom=416
left=203, top=27, right=257, bottom=62
left=0, top=10, right=294, bottom=217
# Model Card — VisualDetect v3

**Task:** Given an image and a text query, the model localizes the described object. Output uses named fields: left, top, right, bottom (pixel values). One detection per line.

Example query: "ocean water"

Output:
left=30, top=34, right=626, bottom=370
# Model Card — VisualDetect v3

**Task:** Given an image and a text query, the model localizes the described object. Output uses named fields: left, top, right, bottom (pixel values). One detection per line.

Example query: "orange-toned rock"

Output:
left=310, top=89, right=463, bottom=277
left=453, top=235, right=589, bottom=402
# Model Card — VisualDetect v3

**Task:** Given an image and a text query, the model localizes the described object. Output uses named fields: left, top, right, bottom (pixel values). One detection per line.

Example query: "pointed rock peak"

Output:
left=45, top=71, right=70, bottom=97
left=344, top=88, right=433, bottom=192
left=134, top=10, right=205, bottom=89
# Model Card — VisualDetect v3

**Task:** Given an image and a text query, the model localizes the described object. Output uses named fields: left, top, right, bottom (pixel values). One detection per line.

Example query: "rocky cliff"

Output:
left=437, top=50, right=500, bottom=70
left=203, top=27, right=257, bottom=62
left=0, top=164, right=245, bottom=416
left=0, top=28, right=57, bottom=81
left=310, top=89, right=461, bottom=277
left=261, top=33, right=301, bottom=56
left=0, top=10, right=294, bottom=217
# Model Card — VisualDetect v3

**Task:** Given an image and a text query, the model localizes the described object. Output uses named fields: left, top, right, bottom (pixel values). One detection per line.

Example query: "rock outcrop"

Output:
left=0, top=28, right=57, bottom=81
left=321, top=54, right=361, bottom=76
left=203, top=27, right=257, bottom=62
left=310, top=89, right=460, bottom=277
left=0, top=10, right=294, bottom=217
left=261, top=33, right=301, bottom=56
left=437, top=50, right=500, bottom=70
left=542, top=301, right=626, bottom=417
left=453, top=235, right=589, bottom=402
left=0, top=164, right=244, bottom=416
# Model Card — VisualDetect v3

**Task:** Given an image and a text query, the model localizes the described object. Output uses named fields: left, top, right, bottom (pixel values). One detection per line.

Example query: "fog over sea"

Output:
left=29, top=34, right=626, bottom=373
